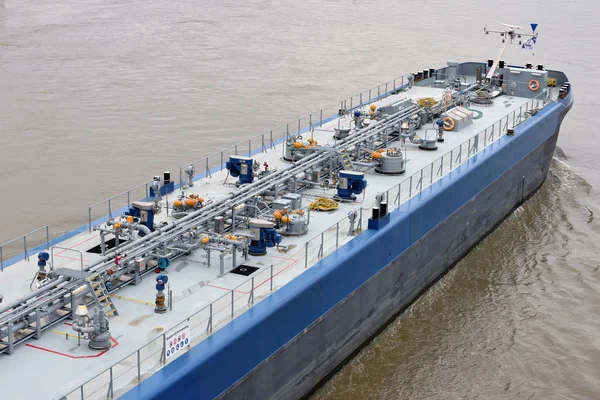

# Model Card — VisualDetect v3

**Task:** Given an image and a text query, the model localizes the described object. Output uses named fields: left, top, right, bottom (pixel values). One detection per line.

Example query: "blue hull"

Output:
left=121, top=90, right=573, bottom=400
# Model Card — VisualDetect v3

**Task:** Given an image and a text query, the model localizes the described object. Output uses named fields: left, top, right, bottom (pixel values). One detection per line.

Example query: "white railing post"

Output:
left=137, top=350, right=141, bottom=382
left=161, top=333, right=166, bottom=365
left=430, top=163, right=434, bottom=184
left=304, top=242, right=308, bottom=268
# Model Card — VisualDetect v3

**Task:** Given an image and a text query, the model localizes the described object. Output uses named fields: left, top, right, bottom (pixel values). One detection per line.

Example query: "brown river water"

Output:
left=1, top=0, right=598, bottom=398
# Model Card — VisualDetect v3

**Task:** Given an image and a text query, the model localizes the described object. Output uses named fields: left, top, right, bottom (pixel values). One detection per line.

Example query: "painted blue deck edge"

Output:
left=2, top=88, right=406, bottom=271
left=120, top=92, right=572, bottom=400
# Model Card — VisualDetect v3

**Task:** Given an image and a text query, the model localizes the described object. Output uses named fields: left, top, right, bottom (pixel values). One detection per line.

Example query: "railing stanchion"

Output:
left=430, top=163, right=433, bottom=184
left=318, top=232, right=324, bottom=259
left=162, top=333, right=166, bottom=365
left=108, top=366, right=114, bottom=398
left=484, top=127, right=487, bottom=147
left=358, top=208, right=363, bottom=231
left=305, top=242, right=308, bottom=268
left=137, top=349, right=141, bottom=382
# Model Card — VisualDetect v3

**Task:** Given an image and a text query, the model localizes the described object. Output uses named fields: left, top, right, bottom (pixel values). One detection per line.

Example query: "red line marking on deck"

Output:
left=205, top=255, right=300, bottom=294
left=54, top=254, right=89, bottom=262
left=205, top=283, right=247, bottom=294
left=253, top=257, right=298, bottom=291
left=25, top=337, right=118, bottom=359
left=55, top=234, right=99, bottom=255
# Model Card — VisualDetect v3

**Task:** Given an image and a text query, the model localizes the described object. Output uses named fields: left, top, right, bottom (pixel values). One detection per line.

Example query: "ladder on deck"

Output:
left=86, top=276, right=118, bottom=317
left=338, top=151, right=354, bottom=170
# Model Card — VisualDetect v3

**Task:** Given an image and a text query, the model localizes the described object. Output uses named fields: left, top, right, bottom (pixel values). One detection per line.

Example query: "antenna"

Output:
left=500, top=23, right=522, bottom=30
left=484, top=23, right=537, bottom=45
left=483, top=23, right=539, bottom=80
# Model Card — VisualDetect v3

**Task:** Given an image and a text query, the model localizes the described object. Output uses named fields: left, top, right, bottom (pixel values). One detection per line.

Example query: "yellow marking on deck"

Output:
left=112, top=295, right=155, bottom=307
left=51, top=329, right=79, bottom=339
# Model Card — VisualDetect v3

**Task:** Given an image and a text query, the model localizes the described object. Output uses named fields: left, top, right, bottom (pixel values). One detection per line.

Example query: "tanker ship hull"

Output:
left=120, top=78, right=573, bottom=400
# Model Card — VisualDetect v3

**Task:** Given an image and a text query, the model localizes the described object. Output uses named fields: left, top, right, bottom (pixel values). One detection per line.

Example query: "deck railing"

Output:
left=0, top=226, right=50, bottom=272
left=85, top=75, right=410, bottom=233
left=61, top=90, right=552, bottom=399
left=0, top=74, right=411, bottom=272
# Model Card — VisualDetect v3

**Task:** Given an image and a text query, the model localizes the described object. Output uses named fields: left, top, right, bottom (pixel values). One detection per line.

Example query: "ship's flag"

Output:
left=522, top=36, right=536, bottom=49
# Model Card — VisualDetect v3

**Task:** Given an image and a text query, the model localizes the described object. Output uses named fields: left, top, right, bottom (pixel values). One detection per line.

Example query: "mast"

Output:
left=483, top=23, right=539, bottom=81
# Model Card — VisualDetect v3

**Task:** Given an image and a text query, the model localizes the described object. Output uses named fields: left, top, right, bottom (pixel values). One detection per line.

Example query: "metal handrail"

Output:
left=86, top=74, right=410, bottom=232
left=0, top=74, right=409, bottom=273
left=0, top=225, right=49, bottom=272
left=62, top=91, right=552, bottom=400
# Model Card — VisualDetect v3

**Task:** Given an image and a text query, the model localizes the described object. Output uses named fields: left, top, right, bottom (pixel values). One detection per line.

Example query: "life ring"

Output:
left=529, top=79, right=540, bottom=91
left=442, top=117, right=455, bottom=131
